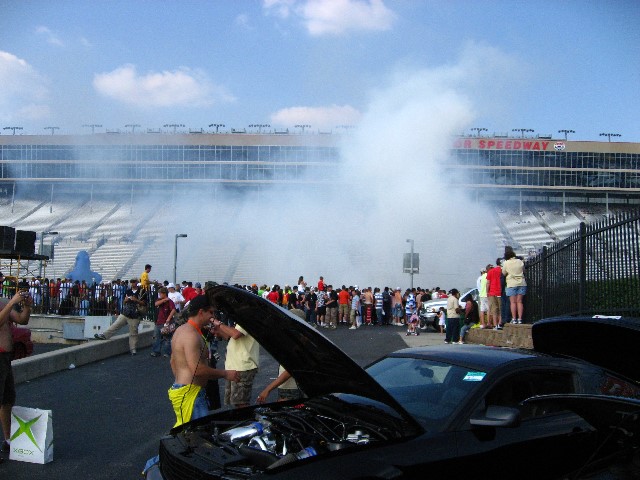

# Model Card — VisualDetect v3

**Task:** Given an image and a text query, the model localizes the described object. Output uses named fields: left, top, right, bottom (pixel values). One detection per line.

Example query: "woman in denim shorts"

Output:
left=502, top=247, right=527, bottom=324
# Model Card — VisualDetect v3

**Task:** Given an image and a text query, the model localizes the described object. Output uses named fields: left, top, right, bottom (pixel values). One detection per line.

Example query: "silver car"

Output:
left=419, top=288, right=478, bottom=330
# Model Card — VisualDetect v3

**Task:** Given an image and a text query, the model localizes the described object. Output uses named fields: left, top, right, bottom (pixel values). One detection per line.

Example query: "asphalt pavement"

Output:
left=3, top=323, right=437, bottom=479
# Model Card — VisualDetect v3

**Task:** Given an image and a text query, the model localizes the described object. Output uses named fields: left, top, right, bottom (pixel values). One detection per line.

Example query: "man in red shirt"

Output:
left=485, top=259, right=504, bottom=330
left=338, top=286, right=350, bottom=324
left=181, top=282, right=198, bottom=303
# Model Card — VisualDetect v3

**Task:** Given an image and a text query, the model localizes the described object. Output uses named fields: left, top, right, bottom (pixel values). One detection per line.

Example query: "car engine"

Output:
left=162, top=401, right=404, bottom=478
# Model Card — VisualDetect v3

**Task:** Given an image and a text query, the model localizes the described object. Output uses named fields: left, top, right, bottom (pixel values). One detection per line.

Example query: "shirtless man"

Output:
left=0, top=290, right=33, bottom=457
left=169, top=295, right=239, bottom=427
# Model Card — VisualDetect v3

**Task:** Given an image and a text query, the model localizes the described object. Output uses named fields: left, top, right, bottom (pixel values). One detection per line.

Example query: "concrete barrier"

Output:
left=467, top=323, right=533, bottom=348
left=12, top=330, right=153, bottom=384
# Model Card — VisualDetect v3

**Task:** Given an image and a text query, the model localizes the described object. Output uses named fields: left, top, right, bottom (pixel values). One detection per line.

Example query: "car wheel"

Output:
left=12, top=343, right=27, bottom=361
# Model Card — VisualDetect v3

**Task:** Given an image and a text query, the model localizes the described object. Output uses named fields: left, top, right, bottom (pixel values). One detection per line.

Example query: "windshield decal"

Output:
left=463, top=372, right=486, bottom=382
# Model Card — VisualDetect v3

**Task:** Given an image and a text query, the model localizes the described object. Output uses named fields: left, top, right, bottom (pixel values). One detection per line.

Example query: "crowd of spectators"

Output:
left=0, top=247, right=526, bottom=331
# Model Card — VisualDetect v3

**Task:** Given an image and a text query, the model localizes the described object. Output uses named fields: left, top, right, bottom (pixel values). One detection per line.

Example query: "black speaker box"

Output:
left=0, top=226, right=15, bottom=250
left=15, top=230, right=36, bottom=255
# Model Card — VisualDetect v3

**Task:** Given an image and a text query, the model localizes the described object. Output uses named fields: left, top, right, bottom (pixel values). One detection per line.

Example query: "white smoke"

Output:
left=170, top=54, right=498, bottom=290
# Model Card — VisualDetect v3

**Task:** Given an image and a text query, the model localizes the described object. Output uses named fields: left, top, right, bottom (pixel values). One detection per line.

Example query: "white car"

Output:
left=418, top=288, right=478, bottom=330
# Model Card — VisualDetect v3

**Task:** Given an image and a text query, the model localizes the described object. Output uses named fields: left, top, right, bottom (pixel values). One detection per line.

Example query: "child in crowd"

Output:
left=406, top=312, right=420, bottom=336
left=437, top=307, right=446, bottom=334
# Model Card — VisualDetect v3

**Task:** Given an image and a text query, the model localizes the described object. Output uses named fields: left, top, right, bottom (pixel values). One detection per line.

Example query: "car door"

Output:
left=452, top=368, right=598, bottom=479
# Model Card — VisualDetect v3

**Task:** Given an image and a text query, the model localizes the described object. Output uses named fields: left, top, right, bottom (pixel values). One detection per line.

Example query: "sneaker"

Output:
left=511, top=319, right=517, bottom=324
left=150, top=352, right=160, bottom=357
left=516, top=319, right=522, bottom=324
left=497, top=324, right=503, bottom=330
left=479, top=325, right=485, bottom=329
left=94, top=333, right=106, bottom=340
left=131, top=350, right=137, bottom=356
left=493, top=326, right=499, bottom=330
left=349, top=326, right=356, bottom=330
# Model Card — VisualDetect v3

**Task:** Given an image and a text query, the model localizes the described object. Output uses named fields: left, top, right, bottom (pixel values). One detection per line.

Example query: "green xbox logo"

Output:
left=11, top=412, right=43, bottom=452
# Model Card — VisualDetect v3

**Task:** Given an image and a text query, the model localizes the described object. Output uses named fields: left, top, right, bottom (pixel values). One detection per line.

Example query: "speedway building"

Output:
left=0, top=131, right=638, bottom=281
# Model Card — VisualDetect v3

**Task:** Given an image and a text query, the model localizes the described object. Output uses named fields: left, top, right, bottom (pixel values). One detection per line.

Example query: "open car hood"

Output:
left=208, top=285, right=415, bottom=420
left=532, top=315, right=640, bottom=381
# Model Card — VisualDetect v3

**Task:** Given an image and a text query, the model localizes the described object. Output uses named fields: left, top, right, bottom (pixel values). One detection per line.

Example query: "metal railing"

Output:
left=525, top=209, right=640, bottom=320
left=0, top=282, right=159, bottom=321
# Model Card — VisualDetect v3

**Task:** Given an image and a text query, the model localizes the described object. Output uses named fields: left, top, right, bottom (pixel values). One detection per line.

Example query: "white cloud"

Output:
left=301, top=0, right=396, bottom=35
left=0, top=51, right=50, bottom=123
left=35, top=26, right=64, bottom=46
left=270, top=104, right=361, bottom=129
left=264, top=0, right=396, bottom=35
left=235, top=14, right=252, bottom=29
left=93, top=64, right=235, bottom=108
left=263, top=0, right=297, bottom=19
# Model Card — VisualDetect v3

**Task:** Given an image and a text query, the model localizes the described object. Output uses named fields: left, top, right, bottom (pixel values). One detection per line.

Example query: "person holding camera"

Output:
left=0, top=290, right=33, bottom=457
left=94, top=278, right=147, bottom=355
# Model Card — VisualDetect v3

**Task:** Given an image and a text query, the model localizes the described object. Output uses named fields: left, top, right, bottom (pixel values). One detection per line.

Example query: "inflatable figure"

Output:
left=67, top=250, right=102, bottom=285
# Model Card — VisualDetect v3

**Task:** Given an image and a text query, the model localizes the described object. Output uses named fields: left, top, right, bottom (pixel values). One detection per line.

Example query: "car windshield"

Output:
left=366, top=356, right=485, bottom=430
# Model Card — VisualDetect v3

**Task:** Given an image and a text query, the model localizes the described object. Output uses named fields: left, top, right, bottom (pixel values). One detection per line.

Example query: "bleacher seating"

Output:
left=1, top=195, right=637, bottom=284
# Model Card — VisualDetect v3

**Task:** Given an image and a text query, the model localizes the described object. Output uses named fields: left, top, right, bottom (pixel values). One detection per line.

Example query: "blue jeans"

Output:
left=460, top=323, right=472, bottom=342
left=445, top=317, right=460, bottom=343
left=171, top=383, right=209, bottom=421
left=152, top=324, right=171, bottom=355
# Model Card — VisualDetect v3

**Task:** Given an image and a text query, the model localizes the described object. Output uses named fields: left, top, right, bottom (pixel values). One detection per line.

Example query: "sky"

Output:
left=1, top=0, right=639, bottom=288
left=1, top=0, right=639, bottom=141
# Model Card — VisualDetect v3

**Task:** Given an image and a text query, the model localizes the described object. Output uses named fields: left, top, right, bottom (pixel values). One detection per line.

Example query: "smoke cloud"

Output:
left=167, top=52, right=498, bottom=290
left=6, top=43, right=507, bottom=292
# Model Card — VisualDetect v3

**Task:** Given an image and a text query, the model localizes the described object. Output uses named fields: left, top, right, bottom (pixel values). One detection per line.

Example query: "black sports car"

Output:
left=147, top=286, right=640, bottom=480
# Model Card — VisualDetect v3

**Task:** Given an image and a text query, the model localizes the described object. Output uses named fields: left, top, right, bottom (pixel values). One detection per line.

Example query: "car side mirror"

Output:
left=470, top=406, right=521, bottom=428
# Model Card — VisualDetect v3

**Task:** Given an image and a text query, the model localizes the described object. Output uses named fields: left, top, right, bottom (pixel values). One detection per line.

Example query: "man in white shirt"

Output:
left=167, top=283, right=185, bottom=312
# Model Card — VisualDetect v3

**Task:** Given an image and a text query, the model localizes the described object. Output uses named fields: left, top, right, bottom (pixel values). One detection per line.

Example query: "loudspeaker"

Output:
left=0, top=226, right=15, bottom=250
left=15, top=230, right=36, bottom=255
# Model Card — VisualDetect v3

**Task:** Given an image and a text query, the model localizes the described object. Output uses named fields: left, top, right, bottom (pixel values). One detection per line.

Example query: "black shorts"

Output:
left=0, top=352, right=16, bottom=405
left=317, top=306, right=326, bottom=315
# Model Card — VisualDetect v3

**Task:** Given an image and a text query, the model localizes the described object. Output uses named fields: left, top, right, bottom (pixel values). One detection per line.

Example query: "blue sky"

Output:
left=1, top=0, right=639, bottom=141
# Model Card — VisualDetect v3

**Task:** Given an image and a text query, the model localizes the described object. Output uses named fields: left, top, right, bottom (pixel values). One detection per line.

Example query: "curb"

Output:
left=12, top=330, right=154, bottom=384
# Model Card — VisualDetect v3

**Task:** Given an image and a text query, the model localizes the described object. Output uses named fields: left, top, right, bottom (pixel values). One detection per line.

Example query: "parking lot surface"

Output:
left=4, top=325, right=431, bottom=479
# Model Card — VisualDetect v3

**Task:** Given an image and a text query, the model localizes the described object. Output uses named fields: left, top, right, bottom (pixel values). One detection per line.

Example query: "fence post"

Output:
left=579, top=222, right=587, bottom=314
left=541, top=246, right=548, bottom=318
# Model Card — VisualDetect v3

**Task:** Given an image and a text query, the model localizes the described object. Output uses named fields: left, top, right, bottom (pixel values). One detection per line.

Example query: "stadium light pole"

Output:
left=125, top=124, right=141, bottom=133
left=295, top=124, right=311, bottom=134
left=174, top=234, right=187, bottom=284
left=209, top=123, right=225, bottom=133
left=558, top=129, right=574, bottom=140
left=335, top=125, right=355, bottom=134
left=39, top=231, right=59, bottom=277
left=82, top=124, right=102, bottom=134
left=470, top=127, right=488, bottom=137
left=512, top=128, right=534, bottom=138
left=599, top=132, right=621, bottom=142
left=3, top=127, right=23, bottom=135
left=164, top=124, right=185, bottom=134
left=406, top=239, right=414, bottom=290
left=44, top=126, right=60, bottom=135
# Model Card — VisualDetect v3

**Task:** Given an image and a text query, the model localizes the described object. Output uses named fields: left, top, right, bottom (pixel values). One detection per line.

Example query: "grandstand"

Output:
left=1, top=132, right=639, bottom=285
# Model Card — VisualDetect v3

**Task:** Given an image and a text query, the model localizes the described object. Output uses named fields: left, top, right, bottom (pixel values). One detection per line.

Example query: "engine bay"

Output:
left=170, top=399, right=405, bottom=476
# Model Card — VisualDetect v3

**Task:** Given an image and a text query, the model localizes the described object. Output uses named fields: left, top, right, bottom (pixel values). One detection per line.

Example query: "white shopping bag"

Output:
left=9, top=406, right=53, bottom=464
